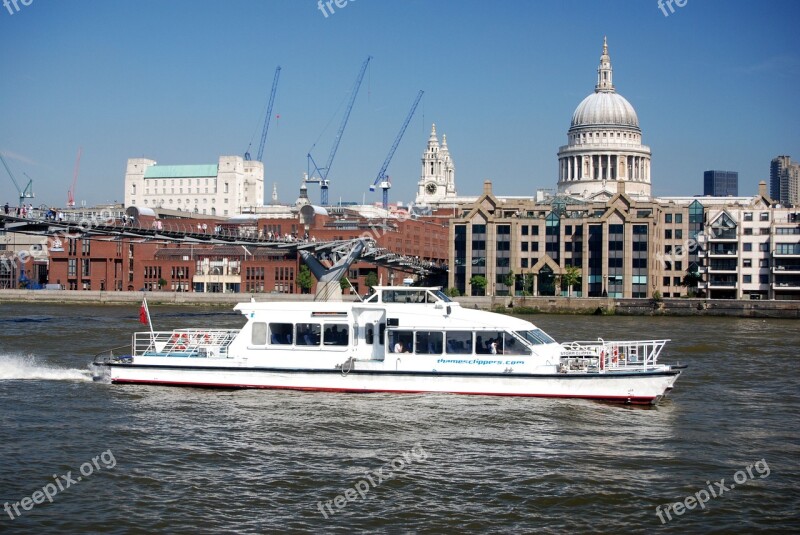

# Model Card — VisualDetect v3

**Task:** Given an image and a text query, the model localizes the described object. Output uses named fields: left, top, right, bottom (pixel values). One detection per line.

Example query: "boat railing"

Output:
left=560, top=339, right=670, bottom=372
left=133, top=329, right=240, bottom=358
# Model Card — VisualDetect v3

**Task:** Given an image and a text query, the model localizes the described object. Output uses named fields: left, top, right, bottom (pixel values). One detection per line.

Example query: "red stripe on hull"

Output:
left=111, top=378, right=660, bottom=405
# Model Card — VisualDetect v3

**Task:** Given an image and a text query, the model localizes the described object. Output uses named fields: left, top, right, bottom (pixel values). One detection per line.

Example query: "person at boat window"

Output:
left=394, top=341, right=405, bottom=353
left=490, top=339, right=499, bottom=355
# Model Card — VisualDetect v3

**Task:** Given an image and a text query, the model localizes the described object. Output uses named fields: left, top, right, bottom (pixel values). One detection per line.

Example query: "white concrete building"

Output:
left=124, top=156, right=264, bottom=216
left=557, top=37, right=652, bottom=201
left=697, top=198, right=800, bottom=300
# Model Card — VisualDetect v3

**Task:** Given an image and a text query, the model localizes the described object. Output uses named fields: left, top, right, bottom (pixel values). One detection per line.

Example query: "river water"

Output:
left=0, top=302, right=797, bottom=534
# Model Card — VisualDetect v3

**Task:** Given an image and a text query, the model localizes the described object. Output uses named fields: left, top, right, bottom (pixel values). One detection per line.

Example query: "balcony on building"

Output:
left=773, top=243, right=800, bottom=258
left=708, top=243, right=738, bottom=257
left=708, top=275, right=738, bottom=289
left=708, top=259, right=738, bottom=273
left=772, top=275, right=800, bottom=289
left=772, top=258, right=800, bottom=273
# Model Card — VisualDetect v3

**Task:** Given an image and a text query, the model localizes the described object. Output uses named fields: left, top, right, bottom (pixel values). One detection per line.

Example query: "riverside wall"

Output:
left=0, top=290, right=798, bottom=318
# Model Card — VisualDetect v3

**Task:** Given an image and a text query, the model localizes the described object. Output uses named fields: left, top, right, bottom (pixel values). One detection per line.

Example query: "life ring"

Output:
left=193, top=332, right=211, bottom=345
left=170, top=333, right=189, bottom=351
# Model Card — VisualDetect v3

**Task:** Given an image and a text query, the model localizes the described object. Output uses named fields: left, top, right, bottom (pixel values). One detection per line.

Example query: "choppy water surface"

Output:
left=0, top=303, right=798, bottom=533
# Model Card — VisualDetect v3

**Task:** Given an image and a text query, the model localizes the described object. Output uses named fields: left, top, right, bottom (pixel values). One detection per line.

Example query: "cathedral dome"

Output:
left=571, top=91, right=639, bottom=129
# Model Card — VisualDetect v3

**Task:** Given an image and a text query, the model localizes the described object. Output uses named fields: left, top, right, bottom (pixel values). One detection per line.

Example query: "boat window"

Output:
left=516, top=329, right=557, bottom=345
left=389, top=330, right=414, bottom=353
left=252, top=322, right=267, bottom=345
left=296, top=323, right=321, bottom=346
left=503, top=332, right=531, bottom=355
left=430, top=290, right=452, bottom=303
left=269, top=323, right=293, bottom=345
left=365, top=293, right=378, bottom=303
left=415, top=331, right=443, bottom=354
left=445, top=331, right=472, bottom=354
left=382, top=290, right=398, bottom=303
left=365, top=324, right=374, bottom=345
left=378, top=323, right=386, bottom=345
left=475, top=331, right=504, bottom=354
left=323, top=324, right=349, bottom=346
left=405, top=291, right=426, bottom=303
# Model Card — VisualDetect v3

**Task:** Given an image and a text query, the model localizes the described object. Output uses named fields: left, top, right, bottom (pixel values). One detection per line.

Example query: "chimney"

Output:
left=758, top=180, right=768, bottom=198
left=483, top=180, right=492, bottom=195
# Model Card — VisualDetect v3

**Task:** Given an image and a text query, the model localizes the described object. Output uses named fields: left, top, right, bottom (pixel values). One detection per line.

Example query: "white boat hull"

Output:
left=97, top=361, right=681, bottom=405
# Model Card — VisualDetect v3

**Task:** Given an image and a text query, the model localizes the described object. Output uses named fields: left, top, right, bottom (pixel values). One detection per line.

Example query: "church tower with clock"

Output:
left=415, top=124, right=457, bottom=206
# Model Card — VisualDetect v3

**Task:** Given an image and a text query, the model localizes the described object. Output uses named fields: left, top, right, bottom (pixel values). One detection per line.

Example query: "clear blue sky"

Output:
left=1, top=0, right=798, bottom=208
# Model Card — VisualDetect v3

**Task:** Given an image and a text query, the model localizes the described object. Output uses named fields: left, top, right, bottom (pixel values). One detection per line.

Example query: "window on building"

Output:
left=743, top=275, right=752, bottom=283
left=743, top=228, right=753, bottom=235
left=759, top=274, right=768, bottom=284
left=759, top=212, right=769, bottom=221
left=665, top=214, right=672, bottom=224
left=743, top=259, right=752, bottom=268
left=673, top=277, right=681, bottom=285
left=675, top=261, right=683, bottom=271
left=665, top=229, right=672, bottom=239
left=744, top=212, right=753, bottom=221
left=675, top=229, right=683, bottom=239
left=521, top=226, right=529, bottom=236
left=663, top=276, right=670, bottom=286
left=743, top=243, right=752, bottom=252
left=759, top=259, right=769, bottom=268
left=675, top=214, right=683, bottom=224
left=521, top=242, right=528, bottom=252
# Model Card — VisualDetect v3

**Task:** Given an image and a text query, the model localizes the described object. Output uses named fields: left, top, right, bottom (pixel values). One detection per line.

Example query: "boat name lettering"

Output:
left=436, top=358, right=512, bottom=366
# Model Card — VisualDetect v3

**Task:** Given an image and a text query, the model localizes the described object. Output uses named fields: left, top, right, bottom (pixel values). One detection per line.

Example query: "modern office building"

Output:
left=770, top=155, right=800, bottom=206
left=448, top=180, right=799, bottom=300
left=703, top=170, right=738, bottom=197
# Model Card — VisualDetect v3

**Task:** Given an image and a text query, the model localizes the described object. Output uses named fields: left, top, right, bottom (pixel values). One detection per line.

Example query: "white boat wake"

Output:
left=0, top=354, right=93, bottom=381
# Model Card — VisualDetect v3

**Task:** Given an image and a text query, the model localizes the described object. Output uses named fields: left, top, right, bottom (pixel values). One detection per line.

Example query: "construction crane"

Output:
left=370, top=90, right=424, bottom=209
left=67, top=146, right=82, bottom=208
left=0, top=152, right=34, bottom=207
left=245, top=65, right=281, bottom=162
left=306, top=56, right=372, bottom=205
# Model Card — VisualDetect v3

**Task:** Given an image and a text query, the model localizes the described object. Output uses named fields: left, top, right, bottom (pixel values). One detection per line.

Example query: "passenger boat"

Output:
left=92, top=286, right=684, bottom=404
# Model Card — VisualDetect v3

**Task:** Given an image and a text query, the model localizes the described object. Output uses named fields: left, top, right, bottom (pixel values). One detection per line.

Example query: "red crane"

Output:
left=67, top=147, right=81, bottom=208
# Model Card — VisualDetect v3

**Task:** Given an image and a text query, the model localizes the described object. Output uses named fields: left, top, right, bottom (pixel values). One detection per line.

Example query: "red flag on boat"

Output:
left=139, top=302, right=148, bottom=325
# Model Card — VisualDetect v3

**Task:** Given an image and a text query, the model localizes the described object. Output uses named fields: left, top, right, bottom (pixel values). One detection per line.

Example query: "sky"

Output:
left=1, top=0, right=798, bottom=208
